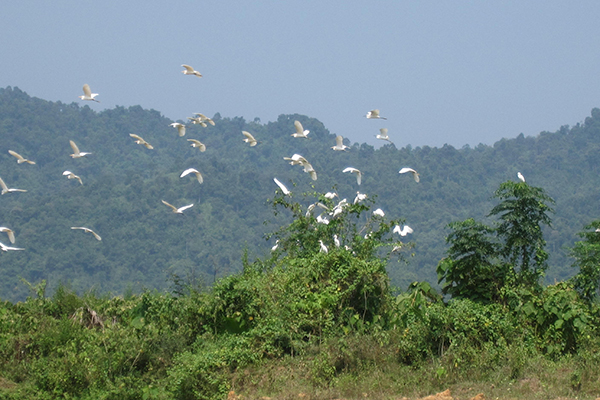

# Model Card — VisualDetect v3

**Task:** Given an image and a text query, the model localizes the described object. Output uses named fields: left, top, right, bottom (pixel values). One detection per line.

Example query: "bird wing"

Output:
left=178, top=204, right=194, bottom=213
left=180, top=168, right=199, bottom=178
left=242, top=131, right=256, bottom=141
left=335, top=135, right=344, bottom=147
left=129, top=133, right=145, bottom=142
left=82, top=84, right=92, bottom=97
left=273, top=178, right=290, bottom=195
left=0, top=177, right=8, bottom=192
left=294, top=120, right=304, bottom=135
left=182, top=64, right=194, bottom=72
left=343, top=167, right=357, bottom=173
left=69, top=140, right=80, bottom=155
left=8, top=150, right=24, bottom=161
left=0, top=228, right=15, bottom=244
left=161, top=200, right=178, bottom=212
left=177, top=125, right=185, bottom=136
left=90, top=230, right=102, bottom=241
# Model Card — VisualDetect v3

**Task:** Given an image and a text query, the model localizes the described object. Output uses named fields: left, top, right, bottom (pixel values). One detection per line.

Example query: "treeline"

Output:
left=2, top=86, right=600, bottom=301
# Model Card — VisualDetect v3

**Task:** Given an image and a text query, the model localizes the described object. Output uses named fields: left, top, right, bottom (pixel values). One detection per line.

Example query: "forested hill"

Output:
left=1, top=86, right=599, bottom=301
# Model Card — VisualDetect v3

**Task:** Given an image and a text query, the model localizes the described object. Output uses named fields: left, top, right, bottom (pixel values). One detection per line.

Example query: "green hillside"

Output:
left=1, top=86, right=600, bottom=301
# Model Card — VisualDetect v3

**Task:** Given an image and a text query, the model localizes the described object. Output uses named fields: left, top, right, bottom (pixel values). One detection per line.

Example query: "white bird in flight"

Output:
left=0, top=227, right=16, bottom=244
left=162, top=200, right=194, bottom=214
left=193, top=113, right=215, bottom=126
left=187, top=139, right=206, bottom=152
left=79, top=84, right=99, bottom=102
left=242, top=131, right=258, bottom=147
left=71, top=227, right=102, bottom=241
left=331, top=135, right=349, bottom=151
left=130, top=134, right=154, bottom=149
left=373, top=208, right=385, bottom=217
left=317, top=214, right=330, bottom=225
left=366, top=109, right=386, bottom=120
left=376, top=128, right=392, bottom=143
left=343, top=167, right=362, bottom=185
left=63, top=170, right=83, bottom=185
left=181, top=64, right=202, bottom=77
left=273, top=178, right=291, bottom=196
left=0, top=241, right=24, bottom=252
left=0, top=176, right=26, bottom=195
left=8, top=150, right=35, bottom=165
left=291, top=120, right=309, bottom=138
left=399, top=167, right=420, bottom=183
left=393, top=225, right=414, bottom=237
left=69, top=140, right=92, bottom=158
left=517, top=172, right=526, bottom=182
left=170, top=123, right=186, bottom=137
left=180, top=168, right=203, bottom=184
left=284, top=154, right=317, bottom=180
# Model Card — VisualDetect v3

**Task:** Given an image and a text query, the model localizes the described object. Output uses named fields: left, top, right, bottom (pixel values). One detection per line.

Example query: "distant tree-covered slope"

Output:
left=1, top=86, right=599, bottom=301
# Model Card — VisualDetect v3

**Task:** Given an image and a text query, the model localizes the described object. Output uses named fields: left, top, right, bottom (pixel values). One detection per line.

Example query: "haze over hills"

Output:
left=1, top=86, right=599, bottom=301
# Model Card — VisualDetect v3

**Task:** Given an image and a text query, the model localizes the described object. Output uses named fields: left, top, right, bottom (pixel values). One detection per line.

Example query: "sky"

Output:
left=2, top=1, right=600, bottom=149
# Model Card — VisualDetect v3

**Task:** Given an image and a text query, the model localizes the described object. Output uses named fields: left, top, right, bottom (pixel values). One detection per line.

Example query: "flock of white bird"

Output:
left=1, top=63, right=423, bottom=258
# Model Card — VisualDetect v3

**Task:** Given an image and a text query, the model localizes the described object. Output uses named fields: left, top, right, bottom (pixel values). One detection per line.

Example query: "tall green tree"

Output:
left=489, top=181, right=555, bottom=287
left=570, top=220, right=600, bottom=302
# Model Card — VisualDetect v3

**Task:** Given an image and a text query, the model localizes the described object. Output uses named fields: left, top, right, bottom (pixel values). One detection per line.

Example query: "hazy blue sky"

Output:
left=2, top=1, right=600, bottom=148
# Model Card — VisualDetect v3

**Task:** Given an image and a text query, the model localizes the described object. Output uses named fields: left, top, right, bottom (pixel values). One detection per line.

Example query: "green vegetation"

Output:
left=1, top=183, right=600, bottom=399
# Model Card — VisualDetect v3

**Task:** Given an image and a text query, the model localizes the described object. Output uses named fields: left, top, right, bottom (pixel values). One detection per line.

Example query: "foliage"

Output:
left=570, top=220, right=600, bottom=302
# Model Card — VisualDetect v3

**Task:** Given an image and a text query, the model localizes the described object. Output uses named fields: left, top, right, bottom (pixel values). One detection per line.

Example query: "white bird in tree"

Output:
left=354, top=192, right=367, bottom=204
left=343, top=167, right=362, bottom=185
left=170, top=123, right=186, bottom=137
left=69, top=140, right=92, bottom=158
left=187, top=139, right=206, bottom=152
left=271, top=240, right=279, bottom=252
left=291, top=120, right=309, bottom=138
left=63, top=170, right=83, bottom=185
left=373, top=208, right=385, bottom=217
left=0, top=227, right=16, bottom=244
left=317, top=214, right=330, bottom=225
left=324, top=192, right=338, bottom=199
left=376, top=128, right=392, bottom=143
left=180, top=168, right=203, bottom=184
left=331, top=135, right=349, bottom=151
left=517, top=172, right=526, bottom=182
left=333, top=235, right=340, bottom=247
left=366, top=109, right=386, bottom=120
left=8, top=150, right=35, bottom=165
left=79, top=84, right=99, bottom=102
left=0, top=241, right=24, bottom=252
left=0, top=177, right=26, bottom=195
left=181, top=64, right=202, bottom=77
left=393, top=225, right=413, bottom=237
left=319, top=240, right=328, bottom=253
left=242, top=131, right=258, bottom=147
left=399, top=167, right=420, bottom=183
left=273, top=178, right=291, bottom=196
left=162, top=200, right=194, bottom=214
left=129, top=134, right=154, bottom=149
left=331, top=199, right=348, bottom=217
left=71, top=227, right=102, bottom=241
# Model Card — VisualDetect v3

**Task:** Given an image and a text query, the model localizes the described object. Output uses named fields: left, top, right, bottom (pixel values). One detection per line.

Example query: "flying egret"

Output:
left=129, top=134, right=154, bottom=149
left=193, top=113, right=215, bottom=126
left=0, top=241, right=24, bottom=251
left=180, top=168, right=203, bottom=184
left=8, top=150, right=35, bottom=165
left=162, top=200, right=194, bottom=214
left=319, top=240, right=328, bottom=253
left=170, top=123, right=186, bottom=137
left=331, top=199, right=348, bottom=217
left=63, top=170, right=83, bottom=185
left=376, top=128, right=392, bottom=143
left=373, top=208, right=385, bottom=217
left=366, top=109, right=386, bottom=120
left=79, top=84, right=99, bottom=102
left=393, top=225, right=413, bottom=237
left=399, top=167, right=420, bottom=183
left=71, top=227, right=102, bottom=241
left=354, top=192, right=367, bottom=204
left=331, top=135, right=349, bottom=151
left=343, top=167, right=362, bottom=185
left=0, top=227, right=15, bottom=244
left=0, top=177, right=26, bottom=195
left=181, top=64, right=202, bottom=77
left=188, top=116, right=207, bottom=127
left=187, top=139, right=206, bottom=152
left=284, top=154, right=317, bottom=180
left=273, top=178, right=291, bottom=196
left=291, top=120, right=309, bottom=138
left=69, top=140, right=92, bottom=158
left=517, top=172, right=526, bottom=182
left=242, top=131, right=258, bottom=147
